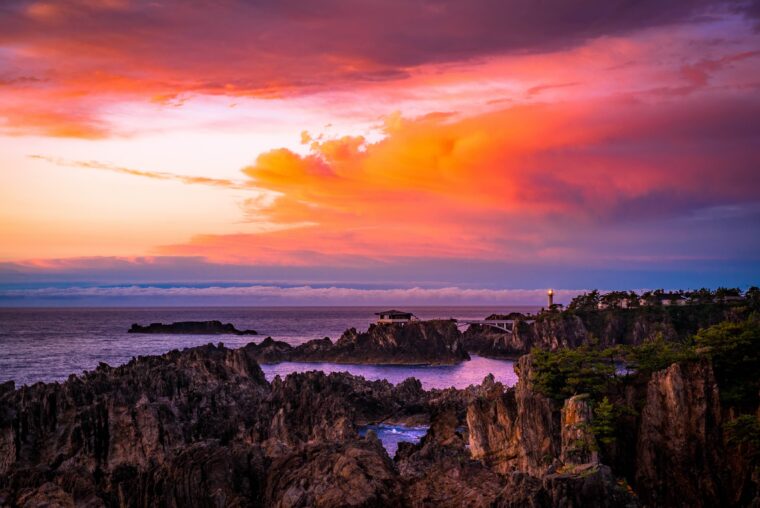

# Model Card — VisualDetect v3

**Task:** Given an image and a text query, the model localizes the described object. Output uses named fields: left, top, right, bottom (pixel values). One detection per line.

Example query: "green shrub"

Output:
left=531, top=346, right=617, bottom=400
left=624, top=336, right=697, bottom=375
left=694, top=318, right=760, bottom=407
left=591, top=397, right=617, bottom=446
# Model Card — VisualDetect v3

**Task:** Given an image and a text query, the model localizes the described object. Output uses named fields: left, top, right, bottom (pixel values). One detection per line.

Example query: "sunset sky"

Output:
left=1, top=0, right=759, bottom=305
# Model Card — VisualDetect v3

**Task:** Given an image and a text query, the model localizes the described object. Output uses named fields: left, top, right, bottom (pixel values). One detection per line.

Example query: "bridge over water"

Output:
left=454, top=318, right=535, bottom=333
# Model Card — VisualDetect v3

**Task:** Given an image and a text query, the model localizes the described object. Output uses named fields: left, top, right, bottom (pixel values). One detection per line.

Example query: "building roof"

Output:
left=375, top=309, right=414, bottom=316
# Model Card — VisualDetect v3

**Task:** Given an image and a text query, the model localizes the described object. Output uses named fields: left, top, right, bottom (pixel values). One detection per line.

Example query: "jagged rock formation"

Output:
left=1, top=341, right=756, bottom=507
left=465, top=304, right=744, bottom=357
left=466, top=357, right=637, bottom=507
left=635, top=360, right=725, bottom=507
left=0, top=343, right=454, bottom=507
left=467, top=355, right=559, bottom=476
left=466, top=352, right=760, bottom=507
left=396, top=405, right=506, bottom=507
left=128, top=320, right=258, bottom=335
left=0, top=343, right=271, bottom=506
left=114, top=441, right=269, bottom=507
left=265, top=436, right=402, bottom=508
left=248, top=320, right=469, bottom=365
left=560, top=394, right=598, bottom=465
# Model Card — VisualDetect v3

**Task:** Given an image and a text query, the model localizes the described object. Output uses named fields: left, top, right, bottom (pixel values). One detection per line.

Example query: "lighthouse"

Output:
left=547, top=289, right=554, bottom=308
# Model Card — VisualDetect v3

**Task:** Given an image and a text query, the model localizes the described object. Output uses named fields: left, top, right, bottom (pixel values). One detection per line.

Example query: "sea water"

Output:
left=0, top=306, right=529, bottom=453
left=0, top=306, right=527, bottom=388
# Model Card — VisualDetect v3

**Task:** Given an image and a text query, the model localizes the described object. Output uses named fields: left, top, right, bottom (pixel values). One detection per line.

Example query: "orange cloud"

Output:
left=158, top=93, right=760, bottom=265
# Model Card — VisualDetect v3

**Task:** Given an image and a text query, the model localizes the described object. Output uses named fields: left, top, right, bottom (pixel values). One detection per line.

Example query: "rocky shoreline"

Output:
left=1, top=329, right=757, bottom=507
left=2, top=299, right=758, bottom=507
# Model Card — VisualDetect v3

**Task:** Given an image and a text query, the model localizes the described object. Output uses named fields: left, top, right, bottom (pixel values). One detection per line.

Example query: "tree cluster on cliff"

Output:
left=530, top=315, right=760, bottom=470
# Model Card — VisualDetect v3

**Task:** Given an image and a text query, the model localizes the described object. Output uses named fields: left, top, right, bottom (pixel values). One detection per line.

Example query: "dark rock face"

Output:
left=265, top=437, right=402, bottom=508
left=244, top=336, right=295, bottom=363
left=114, top=441, right=269, bottom=507
left=128, top=320, right=258, bottom=335
left=0, top=343, right=271, bottom=506
left=494, top=465, right=637, bottom=508
left=248, top=320, right=469, bottom=365
left=465, top=305, right=742, bottom=357
left=396, top=405, right=506, bottom=507
left=635, top=360, right=725, bottom=507
left=0, top=346, right=446, bottom=506
left=467, top=356, right=559, bottom=476
left=462, top=315, right=590, bottom=358
left=1, top=340, right=754, bottom=507
left=319, top=320, right=468, bottom=364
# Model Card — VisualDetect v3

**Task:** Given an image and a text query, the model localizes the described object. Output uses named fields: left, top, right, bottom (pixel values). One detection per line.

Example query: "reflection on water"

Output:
left=358, top=424, right=429, bottom=456
left=261, top=354, right=516, bottom=390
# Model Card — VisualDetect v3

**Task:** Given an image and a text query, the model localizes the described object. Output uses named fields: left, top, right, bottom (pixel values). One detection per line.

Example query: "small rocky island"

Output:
left=247, top=319, right=469, bottom=365
left=128, top=320, right=258, bottom=335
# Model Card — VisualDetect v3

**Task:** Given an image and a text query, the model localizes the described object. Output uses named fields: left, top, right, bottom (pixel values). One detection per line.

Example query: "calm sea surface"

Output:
left=0, top=306, right=533, bottom=389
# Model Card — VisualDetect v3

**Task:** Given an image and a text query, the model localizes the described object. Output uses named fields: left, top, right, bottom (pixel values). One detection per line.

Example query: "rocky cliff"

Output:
left=635, top=361, right=726, bottom=507
left=1, top=341, right=756, bottom=507
left=464, top=304, right=745, bottom=357
left=467, top=355, right=560, bottom=476
left=0, top=342, right=450, bottom=507
left=247, top=319, right=469, bottom=365
left=465, top=353, right=759, bottom=507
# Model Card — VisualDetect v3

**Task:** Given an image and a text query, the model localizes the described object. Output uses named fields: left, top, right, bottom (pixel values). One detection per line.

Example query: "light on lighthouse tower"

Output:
left=547, top=289, right=554, bottom=308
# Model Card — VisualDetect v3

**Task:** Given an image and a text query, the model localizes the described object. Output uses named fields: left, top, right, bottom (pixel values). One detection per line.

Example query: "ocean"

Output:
left=0, top=306, right=533, bottom=389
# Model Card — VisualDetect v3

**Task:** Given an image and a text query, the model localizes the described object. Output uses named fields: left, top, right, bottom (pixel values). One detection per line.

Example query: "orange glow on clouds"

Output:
left=158, top=95, right=760, bottom=265
left=1, top=0, right=759, bottom=283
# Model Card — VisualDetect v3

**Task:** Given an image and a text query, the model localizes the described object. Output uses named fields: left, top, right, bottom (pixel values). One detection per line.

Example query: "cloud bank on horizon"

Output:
left=1, top=0, right=759, bottom=299
left=0, top=284, right=583, bottom=307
